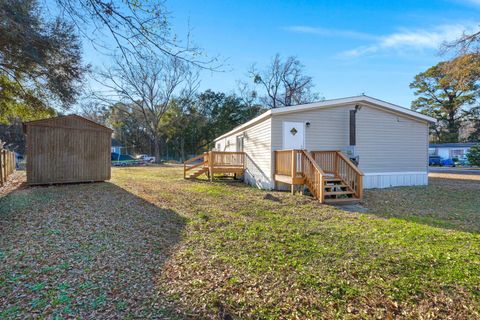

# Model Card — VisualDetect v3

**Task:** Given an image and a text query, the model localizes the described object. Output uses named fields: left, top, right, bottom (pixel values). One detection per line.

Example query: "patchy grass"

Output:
left=1, top=165, right=480, bottom=319
left=363, top=175, right=480, bottom=233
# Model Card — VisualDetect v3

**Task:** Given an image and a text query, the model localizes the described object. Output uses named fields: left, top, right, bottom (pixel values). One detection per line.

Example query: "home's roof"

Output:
left=214, top=95, right=437, bottom=142
left=430, top=142, right=479, bottom=148
left=23, top=114, right=112, bottom=133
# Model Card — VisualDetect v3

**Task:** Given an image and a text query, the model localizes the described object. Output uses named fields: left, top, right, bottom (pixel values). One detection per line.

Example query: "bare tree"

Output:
left=249, top=54, right=320, bottom=108
left=236, top=80, right=259, bottom=109
left=96, top=53, right=197, bottom=162
left=51, top=0, right=220, bottom=69
left=444, top=28, right=480, bottom=56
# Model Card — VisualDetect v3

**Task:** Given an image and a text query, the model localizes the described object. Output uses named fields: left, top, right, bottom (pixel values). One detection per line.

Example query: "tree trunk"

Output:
left=180, top=137, right=185, bottom=162
left=154, top=138, right=161, bottom=164
left=446, top=109, right=459, bottom=142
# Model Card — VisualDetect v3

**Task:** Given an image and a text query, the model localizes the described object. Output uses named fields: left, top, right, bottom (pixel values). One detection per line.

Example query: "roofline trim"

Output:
left=23, top=114, right=113, bottom=133
left=214, top=110, right=272, bottom=141
left=214, top=95, right=437, bottom=141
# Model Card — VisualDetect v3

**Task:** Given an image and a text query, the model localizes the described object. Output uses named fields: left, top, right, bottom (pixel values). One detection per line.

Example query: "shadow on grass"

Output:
left=0, top=181, right=186, bottom=319
left=360, top=177, right=480, bottom=234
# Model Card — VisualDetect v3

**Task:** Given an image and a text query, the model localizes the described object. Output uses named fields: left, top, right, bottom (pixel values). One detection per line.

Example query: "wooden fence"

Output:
left=0, top=142, right=16, bottom=186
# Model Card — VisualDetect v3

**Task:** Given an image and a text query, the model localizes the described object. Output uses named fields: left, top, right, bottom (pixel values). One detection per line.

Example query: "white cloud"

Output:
left=285, top=25, right=377, bottom=41
left=340, top=24, right=475, bottom=58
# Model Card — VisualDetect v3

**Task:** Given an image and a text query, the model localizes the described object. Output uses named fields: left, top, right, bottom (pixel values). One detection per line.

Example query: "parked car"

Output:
left=441, top=158, right=455, bottom=167
left=429, top=155, right=442, bottom=166
left=111, top=153, right=145, bottom=166
left=455, top=155, right=470, bottom=166
left=136, top=154, right=156, bottom=162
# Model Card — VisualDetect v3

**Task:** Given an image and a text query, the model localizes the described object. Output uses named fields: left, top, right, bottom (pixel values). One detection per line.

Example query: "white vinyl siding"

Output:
left=271, top=105, right=353, bottom=151
left=356, top=105, right=429, bottom=173
left=215, top=118, right=273, bottom=189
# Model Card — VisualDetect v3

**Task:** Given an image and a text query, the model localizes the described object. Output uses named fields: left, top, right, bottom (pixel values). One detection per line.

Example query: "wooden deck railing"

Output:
left=274, top=149, right=303, bottom=177
left=184, top=151, right=246, bottom=180
left=300, top=150, right=326, bottom=201
left=274, top=149, right=326, bottom=201
left=183, top=152, right=208, bottom=179
left=209, top=151, right=245, bottom=168
left=311, top=150, right=364, bottom=199
left=0, top=146, right=16, bottom=187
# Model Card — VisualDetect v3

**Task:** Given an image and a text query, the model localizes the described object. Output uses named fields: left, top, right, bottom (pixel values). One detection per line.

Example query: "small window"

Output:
left=216, top=143, right=221, bottom=150
left=450, top=149, right=464, bottom=157
left=236, top=135, right=244, bottom=152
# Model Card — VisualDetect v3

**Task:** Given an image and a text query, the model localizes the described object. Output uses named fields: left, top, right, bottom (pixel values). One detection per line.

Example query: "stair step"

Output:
left=324, top=191, right=354, bottom=196
left=186, top=168, right=208, bottom=179
left=324, top=178, right=342, bottom=183
left=324, top=197, right=361, bottom=204
left=324, top=184, right=348, bottom=189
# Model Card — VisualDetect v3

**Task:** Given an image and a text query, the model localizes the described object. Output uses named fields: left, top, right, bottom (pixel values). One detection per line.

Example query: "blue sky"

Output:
left=82, top=0, right=480, bottom=108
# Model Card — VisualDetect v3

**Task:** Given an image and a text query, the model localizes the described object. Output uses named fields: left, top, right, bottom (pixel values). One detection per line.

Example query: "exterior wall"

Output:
left=215, top=118, right=273, bottom=189
left=356, top=105, right=428, bottom=172
left=271, top=105, right=353, bottom=151
left=356, top=105, right=429, bottom=188
left=26, top=116, right=112, bottom=185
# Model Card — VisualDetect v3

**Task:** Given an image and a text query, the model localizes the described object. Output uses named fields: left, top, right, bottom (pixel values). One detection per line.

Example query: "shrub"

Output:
left=466, top=144, right=480, bottom=166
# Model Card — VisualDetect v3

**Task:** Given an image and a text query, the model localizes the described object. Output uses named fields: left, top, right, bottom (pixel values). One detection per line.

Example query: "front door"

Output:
left=282, top=121, right=305, bottom=149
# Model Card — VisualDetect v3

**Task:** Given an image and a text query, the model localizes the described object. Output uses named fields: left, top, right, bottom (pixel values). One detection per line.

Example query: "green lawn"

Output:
left=1, top=166, right=479, bottom=319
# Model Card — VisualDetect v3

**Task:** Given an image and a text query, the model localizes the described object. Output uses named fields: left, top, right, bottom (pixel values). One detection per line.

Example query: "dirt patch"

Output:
left=0, top=171, right=26, bottom=198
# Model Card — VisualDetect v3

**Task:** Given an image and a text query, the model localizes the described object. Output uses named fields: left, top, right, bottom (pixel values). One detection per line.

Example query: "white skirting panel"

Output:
left=363, top=171, right=428, bottom=189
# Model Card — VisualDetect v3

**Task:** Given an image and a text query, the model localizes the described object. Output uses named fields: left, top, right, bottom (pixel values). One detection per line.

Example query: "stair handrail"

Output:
left=336, top=151, right=364, bottom=176
left=335, top=151, right=364, bottom=199
left=183, top=152, right=207, bottom=179
left=301, top=150, right=326, bottom=202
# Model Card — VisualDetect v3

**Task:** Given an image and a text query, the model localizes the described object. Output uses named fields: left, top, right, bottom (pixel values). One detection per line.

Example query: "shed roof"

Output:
left=23, top=114, right=113, bottom=133
left=214, top=95, right=437, bottom=142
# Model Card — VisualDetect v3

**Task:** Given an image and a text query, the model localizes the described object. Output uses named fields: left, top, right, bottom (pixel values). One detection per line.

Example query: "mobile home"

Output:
left=213, top=95, right=436, bottom=193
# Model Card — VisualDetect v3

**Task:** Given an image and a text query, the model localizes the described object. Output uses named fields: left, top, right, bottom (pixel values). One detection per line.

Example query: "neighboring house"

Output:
left=429, top=142, right=478, bottom=160
left=214, top=95, right=436, bottom=189
left=111, top=138, right=123, bottom=154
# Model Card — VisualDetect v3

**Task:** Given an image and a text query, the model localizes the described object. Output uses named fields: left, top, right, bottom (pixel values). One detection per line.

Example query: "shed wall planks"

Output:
left=25, top=115, right=112, bottom=185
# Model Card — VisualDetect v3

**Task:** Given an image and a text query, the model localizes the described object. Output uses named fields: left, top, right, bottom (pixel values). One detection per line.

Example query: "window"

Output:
left=216, top=143, right=221, bottom=150
left=236, top=135, right=244, bottom=152
left=450, top=149, right=464, bottom=157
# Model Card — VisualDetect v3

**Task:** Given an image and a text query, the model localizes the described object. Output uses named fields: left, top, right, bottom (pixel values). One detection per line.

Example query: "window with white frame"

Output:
left=450, top=149, right=464, bottom=157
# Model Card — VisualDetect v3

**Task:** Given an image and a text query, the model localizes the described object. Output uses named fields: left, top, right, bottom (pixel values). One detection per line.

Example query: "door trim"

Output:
left=282, top=121, right=306, bottom=149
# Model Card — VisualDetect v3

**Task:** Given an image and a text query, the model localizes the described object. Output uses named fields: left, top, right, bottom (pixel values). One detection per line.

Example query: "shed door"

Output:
left=282, top=121, right=305, bottom=149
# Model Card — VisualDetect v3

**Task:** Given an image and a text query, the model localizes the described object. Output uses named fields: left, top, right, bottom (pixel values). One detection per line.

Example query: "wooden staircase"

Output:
left=323, top=177, right=358, bottom=204
left=274, top=150, right=364, bottom=204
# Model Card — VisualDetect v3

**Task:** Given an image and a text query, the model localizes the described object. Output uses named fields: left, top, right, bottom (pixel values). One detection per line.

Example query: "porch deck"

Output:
left=184, top=151, right=246, bottom=180
left=274, top=149, right=364, bottom=204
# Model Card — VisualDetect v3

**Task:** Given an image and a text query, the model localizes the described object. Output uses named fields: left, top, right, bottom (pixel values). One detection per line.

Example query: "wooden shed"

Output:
left=23, top=115, right=112, bottom=185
